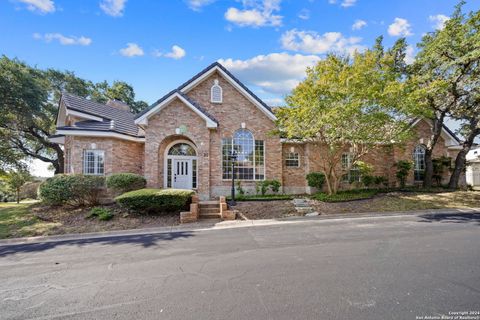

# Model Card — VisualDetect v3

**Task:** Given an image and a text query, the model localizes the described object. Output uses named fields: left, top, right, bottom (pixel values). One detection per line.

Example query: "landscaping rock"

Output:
left=305, top=212, right=320, bottom=217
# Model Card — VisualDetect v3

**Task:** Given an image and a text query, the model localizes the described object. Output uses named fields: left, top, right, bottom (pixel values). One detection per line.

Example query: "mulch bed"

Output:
left=234, top=200, right=298, bottom=220
left=30, top=204, right=180, bottom=235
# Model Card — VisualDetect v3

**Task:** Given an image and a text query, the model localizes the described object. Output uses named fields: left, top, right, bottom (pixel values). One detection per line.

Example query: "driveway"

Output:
left=1, top=212, right=479, bottom=320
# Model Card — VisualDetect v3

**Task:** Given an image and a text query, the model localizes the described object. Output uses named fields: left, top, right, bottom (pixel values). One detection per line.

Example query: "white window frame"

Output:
left=211, top=79, right=223, bottom=104
left=83, top=150, right=105, bottom=176
left=413, top=145, right=426, bottom=182
left=222, top=129, right=265, bottom=181
left=342, top=153, right=360, bottom=183
left=285, top=152, right=300, bottom=168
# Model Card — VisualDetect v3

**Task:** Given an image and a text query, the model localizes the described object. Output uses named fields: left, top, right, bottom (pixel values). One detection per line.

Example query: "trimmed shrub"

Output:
left=20, top=181, right=42, bottom=200
left=306, top=172, right=325, bottom=190
left=86, top=207, right=113, bottom=221
left=395, top=160, right=412, bottom=188
left=39, top=174, right=105, bottom=206
left=106, top=173, right=146, bottom=193
left=115, top=188, right=194, bottom=214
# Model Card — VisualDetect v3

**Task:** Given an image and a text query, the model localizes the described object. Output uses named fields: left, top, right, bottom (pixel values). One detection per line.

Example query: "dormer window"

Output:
left=211, top=79, right=222, bottom=103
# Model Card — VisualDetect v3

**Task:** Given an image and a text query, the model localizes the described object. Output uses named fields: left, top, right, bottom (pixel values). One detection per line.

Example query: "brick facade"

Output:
left=62, top=68, right=462, bottom=198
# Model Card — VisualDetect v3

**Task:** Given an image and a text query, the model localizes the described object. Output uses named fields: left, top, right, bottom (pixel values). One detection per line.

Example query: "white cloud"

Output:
left=328, top=0, right=357, bottom=8
left=281, top=29, right=366, bottom=56
left=165, top=45, right=186, bottom=60
left=263, top=97, right=284, bottom=106
left=298, top=8, right=310, bottom=20
left=352, top=19, right=367, bottom=30
left=186, top=0, right=215, bottom=11
left=429, top=14, right=449, bottom=30
left=341, top=0, right=356, bottom=8
left=100, top=0, right=127, bottom=17
left=152, top=45, right=186, bottom=60
left=225, top=0, right=282, bottom=27
left=17, top=0, right=55, bottom=13
left=219, top=52, right=321, bottom=95
left=388, top=18, right=413, bottom=37
left=33, top=33, right=92, bottom=46
left=404, top=45, right=415, bottom=65
left=119, top=43, right=144, bottom=57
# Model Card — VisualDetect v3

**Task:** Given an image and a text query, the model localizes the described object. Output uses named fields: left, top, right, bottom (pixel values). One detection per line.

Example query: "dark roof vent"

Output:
left=106, top=99, right=130, bottom=112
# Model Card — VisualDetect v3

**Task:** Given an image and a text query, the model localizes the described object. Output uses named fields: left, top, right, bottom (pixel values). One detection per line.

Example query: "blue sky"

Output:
left=1, top=0, right=477, bottom=175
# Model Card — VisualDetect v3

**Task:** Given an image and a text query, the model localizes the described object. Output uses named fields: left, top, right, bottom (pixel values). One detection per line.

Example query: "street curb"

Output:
left=1, top=207, right=479, bottom=247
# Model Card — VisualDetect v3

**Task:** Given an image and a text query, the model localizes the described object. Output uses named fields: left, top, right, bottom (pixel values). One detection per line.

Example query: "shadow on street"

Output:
left=0, top=231, right=195, bottom=257
left=418, top=213, right=480, bottom=226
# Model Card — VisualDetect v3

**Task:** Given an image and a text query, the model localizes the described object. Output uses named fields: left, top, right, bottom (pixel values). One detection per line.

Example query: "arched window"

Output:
left=222, top=129, right=264, bottom=180
left=168, top=143, right=196, bottom=156
left=413, top=145, right=426, bottom=181
left=211, top=79, right=222, bottom=103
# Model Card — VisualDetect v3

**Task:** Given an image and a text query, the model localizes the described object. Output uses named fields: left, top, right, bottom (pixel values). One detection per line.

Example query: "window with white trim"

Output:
left=83, top=150, right=105, bottom=175
left=211, top=79, right=222, bottom=103
left=285, top=152, right=300, bottom=167
left=222, top=129, right=264, bottom=180
left=413, top=145, right=426, bottom=181
left=342, top=153, right=360, bottom=183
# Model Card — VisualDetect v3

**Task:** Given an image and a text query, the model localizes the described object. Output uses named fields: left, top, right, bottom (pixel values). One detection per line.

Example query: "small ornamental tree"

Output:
left=277, top=39, right=413, bottom=194
left=4, top=170, right=31, bottom=203
left=395, top=160, right=412, bottom=188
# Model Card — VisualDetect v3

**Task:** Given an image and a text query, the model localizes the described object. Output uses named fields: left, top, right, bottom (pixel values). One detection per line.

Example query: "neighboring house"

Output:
left=49, top=62, right=463, bottom=200
left=466, top=146, right=480, bottom=187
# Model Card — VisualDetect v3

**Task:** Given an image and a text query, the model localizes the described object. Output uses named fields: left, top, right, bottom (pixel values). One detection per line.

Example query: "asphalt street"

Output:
left=1, top=212, right=479, bottom=320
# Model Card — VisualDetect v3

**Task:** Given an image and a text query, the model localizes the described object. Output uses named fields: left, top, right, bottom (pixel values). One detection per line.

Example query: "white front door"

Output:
left=173, top=159, right=192, bottom=189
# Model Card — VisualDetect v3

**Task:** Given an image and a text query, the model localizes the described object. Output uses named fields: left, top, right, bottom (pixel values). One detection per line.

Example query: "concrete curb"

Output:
left=1, top=207, right=479, bottom=247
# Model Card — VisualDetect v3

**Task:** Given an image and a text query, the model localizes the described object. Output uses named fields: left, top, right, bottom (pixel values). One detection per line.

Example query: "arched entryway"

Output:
left=164, top=140, right=198, bottom=190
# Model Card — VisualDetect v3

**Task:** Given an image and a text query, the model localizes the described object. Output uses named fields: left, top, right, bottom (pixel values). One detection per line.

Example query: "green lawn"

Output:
left=0, top=202, right=59, bottom=239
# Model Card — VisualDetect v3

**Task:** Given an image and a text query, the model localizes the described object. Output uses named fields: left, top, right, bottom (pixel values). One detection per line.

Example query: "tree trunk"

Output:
left=16, top=188, right=20, bottom=204
left=424, top=115, right=445, bottom=188
left=448, top=122, right=479, bottom=190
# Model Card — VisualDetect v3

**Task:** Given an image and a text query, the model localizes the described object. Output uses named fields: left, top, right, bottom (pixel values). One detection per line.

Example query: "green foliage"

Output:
left=277, top=39, right=414, bottom=195
left=227, top=194, right=295, bottom=201
left=39, top=174, right=105, bottom=206
left=313, top=189, right=377, bottom=202
left=0, top=56, right=148, bottom=173
left=256, top=180, right=281, bottom=195
left=432, top=156, right=452, bottom=186
left=395, top=160, right=413, bottom=188
left=361, top=175, right=375, bottom=188
left=306, top=172, right=326, bottom=189
left=4, top=170, right=32, bottom=203
left=86, top=207, right=113, bottom=221
left=115, top=189, right=194, bottom=214
left=20, top=181, right=42, bottom=200
left=361, top=174, right=388, bottom=188
left=236, top=181, right=245, bottom=195
left=106, top=173, right=146, bottom=193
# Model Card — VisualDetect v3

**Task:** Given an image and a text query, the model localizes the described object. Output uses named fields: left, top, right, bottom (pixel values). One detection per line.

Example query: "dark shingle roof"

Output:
left=61, top=93, right=140, bottom=136
left=135, top=61, right=274, bottom=120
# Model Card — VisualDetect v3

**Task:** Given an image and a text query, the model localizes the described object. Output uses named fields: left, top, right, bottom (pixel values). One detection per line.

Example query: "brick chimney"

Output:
left=106, top=99, right=130, bottom=112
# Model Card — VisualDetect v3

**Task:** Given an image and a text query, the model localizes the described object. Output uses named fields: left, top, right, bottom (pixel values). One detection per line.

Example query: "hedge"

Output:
left=306, top=172, right=325, bottom=190
left=39, top=174, right=105, bottom=206
left=115, top=188, right=194, bottom=214
left=106, top=173, right=146, bottom=193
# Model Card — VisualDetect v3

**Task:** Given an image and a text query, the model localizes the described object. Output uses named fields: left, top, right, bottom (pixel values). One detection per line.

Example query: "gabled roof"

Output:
left=410, top=118, right=462, bottom=145
left=60, top=93, right=140, bottom=137
left=135, top=90, right=218, bottom=128
left=135, top=62, right=276, bottom=123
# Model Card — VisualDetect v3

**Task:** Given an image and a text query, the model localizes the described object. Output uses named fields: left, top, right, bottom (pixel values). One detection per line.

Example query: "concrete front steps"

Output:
left=180, top=196, right=236, bottom=223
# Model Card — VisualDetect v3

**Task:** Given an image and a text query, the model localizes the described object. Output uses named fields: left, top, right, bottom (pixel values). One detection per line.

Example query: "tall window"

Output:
left=285, top=152, right=300, bottom=167
left=211, top=79, right=222, bottom=103
left=413, top=145, right=426, bottom=181
left=342, top=153, right=360, bottom=183
left=222, top=129, right=264, bottom=180
left=83, top=150, right=104, bottom=175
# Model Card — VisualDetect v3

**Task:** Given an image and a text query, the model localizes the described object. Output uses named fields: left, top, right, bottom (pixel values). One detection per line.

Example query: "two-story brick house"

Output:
left=50, top=62, right=463, bottom=200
